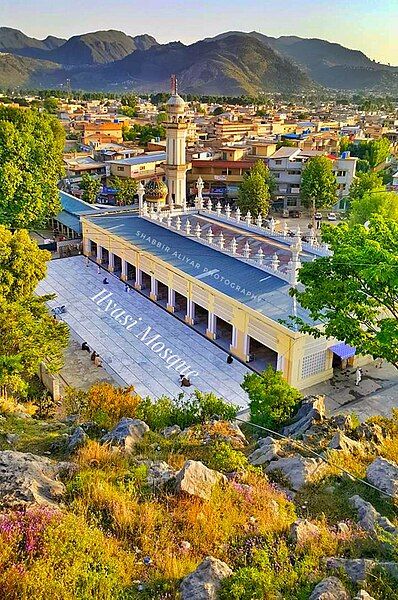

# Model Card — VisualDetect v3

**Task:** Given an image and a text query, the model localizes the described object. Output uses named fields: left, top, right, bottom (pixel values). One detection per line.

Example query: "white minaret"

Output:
left=164, top=75, right=190, bottom=210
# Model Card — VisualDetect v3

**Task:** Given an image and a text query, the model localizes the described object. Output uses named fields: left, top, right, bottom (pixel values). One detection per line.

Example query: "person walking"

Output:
left=355, top=367, right=362, bottom=386
left=124, top=283, right=129, bottom=293
left=103, top=277, right=109, bottom=285
left=97, top=266, right=101, bottom=275
left=227, top=354, right=233, bottom=364
left=85, top=256, right=89, bottom=267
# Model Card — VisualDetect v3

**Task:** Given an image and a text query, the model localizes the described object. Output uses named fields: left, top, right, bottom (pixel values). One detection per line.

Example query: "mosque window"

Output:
left=301, top=351, right=326, bottom=379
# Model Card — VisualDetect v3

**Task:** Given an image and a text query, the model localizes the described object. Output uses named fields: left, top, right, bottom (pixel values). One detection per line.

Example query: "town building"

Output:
left=108, top=152, right=166, bottom=182
left=268, top=147, right=357, bottom=210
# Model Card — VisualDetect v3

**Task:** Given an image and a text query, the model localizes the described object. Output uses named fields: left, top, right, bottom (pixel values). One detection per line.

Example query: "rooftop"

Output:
left=84, top=213, right=311, bottom=327
left=108, top=152, right=166, bottom=166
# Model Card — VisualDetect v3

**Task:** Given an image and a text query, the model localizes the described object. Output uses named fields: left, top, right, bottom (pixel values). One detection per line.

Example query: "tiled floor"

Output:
left=37, top=256, right=250, bottom=408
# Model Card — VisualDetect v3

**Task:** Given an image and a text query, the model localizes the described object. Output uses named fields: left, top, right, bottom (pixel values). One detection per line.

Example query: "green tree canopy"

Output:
left=0, top=107, right=65, bottom=229
left=300, top=156, right=338, bottom=214
left=237, top=160, right=275, bottom=217
left=0, top=226, right=49, bottom=302
left=0, top=296, right=68, bottom=398
left=340, top=138, right=391, bottom=169
left=241, top=366, right=302, bottom=429
left=80, top=173, right=101, bottom=204
left=349, top=171, right=385, bottom=204
left=350, top=190, right=398, bottom=225
left=289, top=216, right=398, bottom=368
left=123, top=123, right=165, bottom=145
left=111, top=176, right=137, bottom=205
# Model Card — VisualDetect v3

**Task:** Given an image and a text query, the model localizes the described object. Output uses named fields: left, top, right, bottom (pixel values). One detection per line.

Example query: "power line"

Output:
left=235, top=416, right=397, bottom=501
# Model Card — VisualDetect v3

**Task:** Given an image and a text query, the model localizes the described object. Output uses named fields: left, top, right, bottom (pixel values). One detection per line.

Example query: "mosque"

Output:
left=80, top=81, right=369, bottom=390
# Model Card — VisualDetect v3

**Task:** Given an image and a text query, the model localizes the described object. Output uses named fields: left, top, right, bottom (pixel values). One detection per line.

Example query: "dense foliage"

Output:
left=80, top=173, right=101, bottom=204
left=237, top=160, right=275, bottom=217
left=0, top=227, right=68, bottom=398
left=300, top=155, right=338, bottom=214
left=290, top=216, right=398, bottom=368
left=241, top=366, right=302, bottom=429
left=0, top=106, right=64, bottom=229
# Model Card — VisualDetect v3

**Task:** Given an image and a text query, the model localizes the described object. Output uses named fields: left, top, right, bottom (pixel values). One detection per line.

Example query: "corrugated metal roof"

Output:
left=55, top=210, right=82, bottom=234
left=108, top=152, right=166, bottom=166
left=60, top=191, right=101, bottom=215
left=85, top=214, right=312, bottom=326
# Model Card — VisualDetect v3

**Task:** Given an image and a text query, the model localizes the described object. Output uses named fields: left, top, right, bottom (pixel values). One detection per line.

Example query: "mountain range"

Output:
left=0, top=27, right=397, bottom=95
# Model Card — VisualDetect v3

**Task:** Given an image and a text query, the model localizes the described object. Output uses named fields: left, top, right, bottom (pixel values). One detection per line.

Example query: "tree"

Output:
left=0, top=226, right=49, bottom=302
left=0, top=296, right=68, bottom=399
left=300, top=156, right=338, bottom=227
left=241, top=366, right=302, bottom=429
left=0, top=106, right=65, bottom=229
left=80, top=173, right=101, bottom=204
left=340, top=139, right=391, bottom=169
left=237, top=160, right=275, bottom=217
left=349, top=171, right=384, bottom=205
left=350, top=190, right=398, bottom=225
left=111, top=176, right=137, bottom=205
left=289, top=216, right=398, bottom=368
left=156, top=112, right=167, bottom=124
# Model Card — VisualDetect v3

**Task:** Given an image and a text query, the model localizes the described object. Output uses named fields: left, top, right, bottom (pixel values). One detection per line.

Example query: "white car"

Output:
left=327, top=212, right=337, bottom=221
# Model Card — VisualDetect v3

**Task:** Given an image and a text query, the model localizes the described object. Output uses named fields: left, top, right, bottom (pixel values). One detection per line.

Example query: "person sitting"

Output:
left=90, top=351, right=97, bottom=362
left=94, top=355, right=103, bottom=367
left=81, top=341, right=90, bottom=352
left=103, top=277, right=109, bottom=285
left=180, top=374, right=191, bottom=387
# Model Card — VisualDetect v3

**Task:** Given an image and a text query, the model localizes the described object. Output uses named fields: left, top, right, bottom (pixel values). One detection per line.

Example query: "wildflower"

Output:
left=143, top=556, right=152, bottom=566
left=180, top=540, right=191, bottom=552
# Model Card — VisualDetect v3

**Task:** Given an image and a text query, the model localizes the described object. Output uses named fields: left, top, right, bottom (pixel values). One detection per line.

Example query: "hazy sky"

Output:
left=1, top=0, right=396, bottom=64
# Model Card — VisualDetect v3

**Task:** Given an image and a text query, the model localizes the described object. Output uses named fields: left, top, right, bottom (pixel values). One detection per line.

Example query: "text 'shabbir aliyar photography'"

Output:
left=0, top=1, right=397, bottom=598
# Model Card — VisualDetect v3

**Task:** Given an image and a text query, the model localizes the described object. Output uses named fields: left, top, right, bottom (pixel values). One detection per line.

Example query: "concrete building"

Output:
left=109, top=152, right=166, bottom=181
left=268, top=147, right=357, bottom=210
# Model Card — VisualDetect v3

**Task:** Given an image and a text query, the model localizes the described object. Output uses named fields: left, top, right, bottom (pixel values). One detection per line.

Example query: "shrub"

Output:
left=136, top=390, right=238, bottom=431
left=64, top=383, right=141, bottom=429
left=206, top=441, right=248, bottom=473
left=241, top=366, right=302, bottom=429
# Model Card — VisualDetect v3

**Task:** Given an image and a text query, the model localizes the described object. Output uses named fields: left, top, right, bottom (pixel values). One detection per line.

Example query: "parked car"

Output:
left=282, top=209, right=289, bottom=218
left=288, top=209, right=302, bottom=218
left=314, top=212, right=323, bottom=220
left=327, top=212, right=337, bottom=221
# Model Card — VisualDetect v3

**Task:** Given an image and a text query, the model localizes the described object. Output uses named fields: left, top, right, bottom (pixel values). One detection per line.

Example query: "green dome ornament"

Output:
left=144, top=179, right=168, bottom=204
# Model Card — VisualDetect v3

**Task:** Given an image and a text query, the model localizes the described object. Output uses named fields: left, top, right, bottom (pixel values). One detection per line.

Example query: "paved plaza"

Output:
left=37, top=256, right=250, bottom=407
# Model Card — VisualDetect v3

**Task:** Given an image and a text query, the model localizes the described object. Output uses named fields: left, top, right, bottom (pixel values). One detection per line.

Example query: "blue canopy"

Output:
left=329, top=343, right=356, bottom=359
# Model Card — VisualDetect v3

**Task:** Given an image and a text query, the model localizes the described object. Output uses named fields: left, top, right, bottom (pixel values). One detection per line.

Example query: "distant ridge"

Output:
left=0, top=27, right=396, bottom=93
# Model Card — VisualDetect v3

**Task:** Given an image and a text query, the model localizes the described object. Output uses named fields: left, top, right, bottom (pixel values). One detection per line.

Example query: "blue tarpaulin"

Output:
left=329, top=343, right=356, bottom=359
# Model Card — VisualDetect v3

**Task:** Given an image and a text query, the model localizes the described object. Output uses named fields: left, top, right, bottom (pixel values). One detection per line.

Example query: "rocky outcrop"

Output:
left=0, top=450, right=67, bottom=507
left=356, top=422, right=384, bottom=445
left=328, top=432, right=361, bottom=453
left=66, top=426, right=87, bottom=453
left=290, top=518, right=320, bottom=544
left=282, top=396, right=325, bottom=438
left=266, top=455, right=325, bottom=491
left=162, top=425, right=182, bottom=438
left=326, top=558, right=398, bottom=583
left=354, top=591, right=376, bottom=600
left=138, top=460, right=176, bottom=487
left=349, top=494, right=398, bottom=535
left=366, top=457, right=398, bottom=498
left=101, top=418, right=149, bottom=452
left=309, top=576, right=350, bottom=599
left=175, top=460, right=227, bottom=500
left=248, top=436, right=283, bottom=466
left=180, top=556, right=232, bottom=599
left=329, top=414, right=355, bottom=431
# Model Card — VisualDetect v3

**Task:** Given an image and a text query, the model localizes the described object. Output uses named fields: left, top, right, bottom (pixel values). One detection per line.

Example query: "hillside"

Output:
left=1, top=383, right=398, bottom=599
left=0, top=27, right=397, bottom=93
left=0, top=27, right=65, bottom=58
left=0, top=52, right=61, bottom=88
left=98, top=34, right=315, bottom=94
left=47, top=30, right=159, bottom=65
